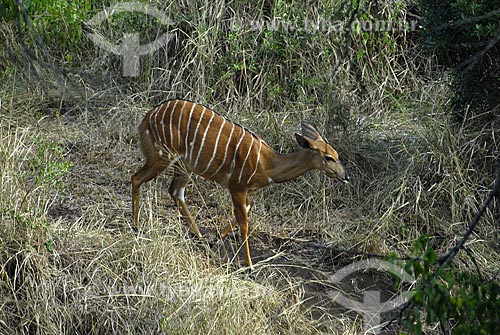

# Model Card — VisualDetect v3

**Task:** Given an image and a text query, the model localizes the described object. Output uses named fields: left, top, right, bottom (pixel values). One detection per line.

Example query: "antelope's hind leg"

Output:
left=169, top=168, right=202, bottom=238
left=132, top=162, right=166, bottom=230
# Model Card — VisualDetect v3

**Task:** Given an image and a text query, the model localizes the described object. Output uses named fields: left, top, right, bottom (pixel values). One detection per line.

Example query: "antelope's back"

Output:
left=143, top=99, right=266, bottom=186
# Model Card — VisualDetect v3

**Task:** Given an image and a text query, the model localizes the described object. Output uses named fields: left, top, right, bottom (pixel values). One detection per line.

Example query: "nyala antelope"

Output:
left=132, top=99, right=350, bottom=269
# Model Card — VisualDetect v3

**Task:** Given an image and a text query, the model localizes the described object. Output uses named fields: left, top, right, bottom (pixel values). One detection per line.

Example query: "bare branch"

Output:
left=431, top=8, right=500, bottom=33
left=437, top=168, right=500, bottom=268
left=457, top=26, right=500, bottom=72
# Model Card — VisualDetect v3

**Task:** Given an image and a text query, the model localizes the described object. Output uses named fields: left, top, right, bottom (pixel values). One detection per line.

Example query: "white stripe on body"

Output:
left=200, top=117, right=226, bottom=175
left=177, top=100, right=187, bottom=150
left=160, top=101, right=172, bottom=155
left=184, top=102, right=197, bottom=159
left=210, top=122, right=235, bottom=178
left=229, top=128, right=247, bottom=180
left=169, top=100, right=179, bottom=149
left=189, top=107, right=207, bottom=163
left=247, top=139, right=262, bottom=184
left=238, top=135, right=254, bottom=183
left=152, top=105, right=162, bottom=147
left=194, top=110, right=216, bottom=168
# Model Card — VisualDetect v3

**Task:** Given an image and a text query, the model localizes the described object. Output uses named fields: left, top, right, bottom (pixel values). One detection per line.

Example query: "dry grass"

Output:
left=2, top=85, right=498, bottom=334
left=0, top=93, right=363, bottom=334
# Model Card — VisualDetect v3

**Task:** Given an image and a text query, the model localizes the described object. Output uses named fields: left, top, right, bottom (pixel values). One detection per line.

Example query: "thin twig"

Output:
left=436, top=169, right=500, bottom=268
left=457, top=26, right=500, bottom=72
left=431, top=8, right=500, bottom=33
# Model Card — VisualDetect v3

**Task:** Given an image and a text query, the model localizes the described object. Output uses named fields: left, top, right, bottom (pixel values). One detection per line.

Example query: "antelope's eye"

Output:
left=325, top=156, right=336, bottom=162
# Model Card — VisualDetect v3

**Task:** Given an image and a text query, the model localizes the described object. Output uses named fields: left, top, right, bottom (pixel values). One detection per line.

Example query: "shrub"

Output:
left=418, top=0, right=500, bottom=116
left=400, top=236, right=500, bottom=334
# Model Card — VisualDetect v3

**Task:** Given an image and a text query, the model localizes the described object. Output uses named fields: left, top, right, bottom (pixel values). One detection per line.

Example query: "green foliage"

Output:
left=2, top=0, right=414, bottom=126
left=0, top=0, right=165, bottom=62
left=1, top=0, right=97, bottom=60
left=420, top=0, right=499, bottom=54
left=418, top=0, right=500, bottom=114
left=27, top=136, right=72, bottom=195
left=0, top=0, right=17, bottom=21
left=401, top=236, right=500, bottom=334
left=24, top=137, right=71, bottom=248
left=94, top=5, right=171, bottom=49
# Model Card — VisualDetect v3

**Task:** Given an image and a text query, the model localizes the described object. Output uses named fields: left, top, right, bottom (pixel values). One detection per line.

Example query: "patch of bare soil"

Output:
left=198, top=226, right=404, bottom=334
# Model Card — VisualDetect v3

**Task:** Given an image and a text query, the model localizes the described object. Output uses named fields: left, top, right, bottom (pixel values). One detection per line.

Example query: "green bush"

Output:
left=1, top=0, right=94, bottom=56
left=418, top=0, right=500, bottom=115
left=0, top=0, right=168, bottom=63
left=399, top=236, right=500, bottom=334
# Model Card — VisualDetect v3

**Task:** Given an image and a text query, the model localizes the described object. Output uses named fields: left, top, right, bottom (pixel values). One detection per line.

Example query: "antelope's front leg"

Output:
left=221, top=195, right=252, bottom=238
left=230, top=190, right=253, bottom=268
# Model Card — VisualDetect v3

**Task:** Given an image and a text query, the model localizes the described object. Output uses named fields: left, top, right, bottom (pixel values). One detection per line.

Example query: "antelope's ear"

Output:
left=301, top=122, right=325, bottom=143
left=295, top=133, right=321, bottom=151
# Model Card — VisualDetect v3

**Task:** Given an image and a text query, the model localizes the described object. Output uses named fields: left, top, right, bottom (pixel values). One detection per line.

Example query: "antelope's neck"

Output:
left=268, top=149, right=319, bottom=183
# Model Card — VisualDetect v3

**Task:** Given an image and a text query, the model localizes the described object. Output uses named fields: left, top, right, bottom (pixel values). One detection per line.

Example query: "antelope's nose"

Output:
left=343, top=172, right=351, bottom=183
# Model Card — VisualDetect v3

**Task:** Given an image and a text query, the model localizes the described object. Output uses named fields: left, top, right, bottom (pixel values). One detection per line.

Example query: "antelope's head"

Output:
left=295, top=122, right=350, bottom=183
